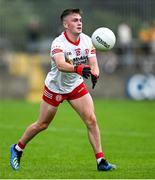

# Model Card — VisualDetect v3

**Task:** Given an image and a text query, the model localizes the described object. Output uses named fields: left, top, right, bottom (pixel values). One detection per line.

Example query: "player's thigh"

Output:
left=37, top=100, right=58, bottom=125
left=69, top=93, right=95, bottom=121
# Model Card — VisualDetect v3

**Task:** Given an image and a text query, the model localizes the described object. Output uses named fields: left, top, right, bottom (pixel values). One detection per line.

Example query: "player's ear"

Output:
left=63, top=21, right=68, bottom=29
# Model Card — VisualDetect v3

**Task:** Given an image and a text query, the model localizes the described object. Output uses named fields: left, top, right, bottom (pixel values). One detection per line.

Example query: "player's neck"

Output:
left=64, top=31, right=80, bottom=44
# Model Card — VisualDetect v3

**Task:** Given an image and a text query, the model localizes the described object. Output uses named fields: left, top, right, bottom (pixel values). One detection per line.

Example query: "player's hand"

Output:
left=91, top=71, right=99, bottom=89
left=74, top=64, right=91, bottom=79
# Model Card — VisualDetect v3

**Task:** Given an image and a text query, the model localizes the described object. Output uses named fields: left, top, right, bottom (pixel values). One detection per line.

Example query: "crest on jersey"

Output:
left=75, top=48, right=81, bottom=56
left=85, top=49, right=89, bottom=55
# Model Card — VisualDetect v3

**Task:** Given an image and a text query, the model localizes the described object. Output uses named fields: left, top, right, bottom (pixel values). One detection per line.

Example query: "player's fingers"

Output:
left=92, top=82, right=96, bottom=89
left=84, top=73, right=90, bottom=79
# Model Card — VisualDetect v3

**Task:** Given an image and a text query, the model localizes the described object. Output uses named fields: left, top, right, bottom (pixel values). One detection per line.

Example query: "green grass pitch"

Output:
left=0, top=99, right=155, bottom=179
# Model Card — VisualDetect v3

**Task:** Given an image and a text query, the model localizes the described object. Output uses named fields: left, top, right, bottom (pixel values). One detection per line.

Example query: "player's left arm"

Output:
left=88, top=56, right=99, bottom=76
left=88, top=56, right=100, bottom=89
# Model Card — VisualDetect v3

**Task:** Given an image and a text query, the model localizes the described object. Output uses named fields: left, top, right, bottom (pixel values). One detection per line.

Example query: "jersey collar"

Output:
left=64, top=31, right=80, bottom=46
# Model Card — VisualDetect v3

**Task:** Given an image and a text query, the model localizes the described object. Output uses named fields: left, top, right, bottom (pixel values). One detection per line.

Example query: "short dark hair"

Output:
left=60, top=8, right=82, bottom=22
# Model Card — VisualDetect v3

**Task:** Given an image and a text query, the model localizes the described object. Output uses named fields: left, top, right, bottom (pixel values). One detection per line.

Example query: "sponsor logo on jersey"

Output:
left=66, top=58, right=73, bottom=65
left=73, top=56, right=88, bottom=65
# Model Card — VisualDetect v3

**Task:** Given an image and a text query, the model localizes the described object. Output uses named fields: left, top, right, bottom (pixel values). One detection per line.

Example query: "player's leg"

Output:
left=10, top=100, right=57, bottom=170
left=70, top=93, right=102, bottom=153
left=18, top=100, right=57, bottom=145
left=69, top=93, right=116, bottom=171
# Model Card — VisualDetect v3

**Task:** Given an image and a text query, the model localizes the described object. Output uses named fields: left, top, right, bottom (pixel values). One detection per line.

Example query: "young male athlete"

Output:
left=10, top=8, right=116, bottom=171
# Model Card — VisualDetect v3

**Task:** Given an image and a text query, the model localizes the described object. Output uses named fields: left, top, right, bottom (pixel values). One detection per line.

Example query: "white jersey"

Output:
left=45, top=31, right=96, bottom=94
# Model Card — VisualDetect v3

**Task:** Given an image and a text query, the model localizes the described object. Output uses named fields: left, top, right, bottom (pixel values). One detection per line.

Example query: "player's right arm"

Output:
left=53, top=53, right=75, bottom=72
left=53, top=53, right=91, bottom=79
left=50, top=39, right=74, bottom=72
left=51, top=38, right=91, bottom=78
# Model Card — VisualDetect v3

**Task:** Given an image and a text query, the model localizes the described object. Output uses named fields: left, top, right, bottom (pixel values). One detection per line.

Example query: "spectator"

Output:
left=117, top=22, right=133, bottom=65
left=26, top=17, right=41, bottom=53
left=138, top=22, right=151, bottom=55
left=150, top=20, right=155, bottom=54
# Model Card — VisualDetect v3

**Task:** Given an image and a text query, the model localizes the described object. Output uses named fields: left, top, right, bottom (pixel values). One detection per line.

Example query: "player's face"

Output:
left=63, top=13, right=82, bottom=35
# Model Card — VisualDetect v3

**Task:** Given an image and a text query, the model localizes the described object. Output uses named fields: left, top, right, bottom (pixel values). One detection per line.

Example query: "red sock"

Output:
left=18, top=141, right=25, bottom=149
left=96, top=152, right=104, bottom=163
left=15, top=141, right=26, bottom=151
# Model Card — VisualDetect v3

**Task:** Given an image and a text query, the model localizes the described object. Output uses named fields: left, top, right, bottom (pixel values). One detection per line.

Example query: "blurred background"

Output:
left=0, top=0, right=155, bottom=102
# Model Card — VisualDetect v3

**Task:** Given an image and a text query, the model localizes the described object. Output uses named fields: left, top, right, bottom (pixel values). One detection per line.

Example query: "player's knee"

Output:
left=35, top=122, right=49, bottom=131
left=40, top=122, right=49, bottom=130
left=85, top=113, right=97, bottom=128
